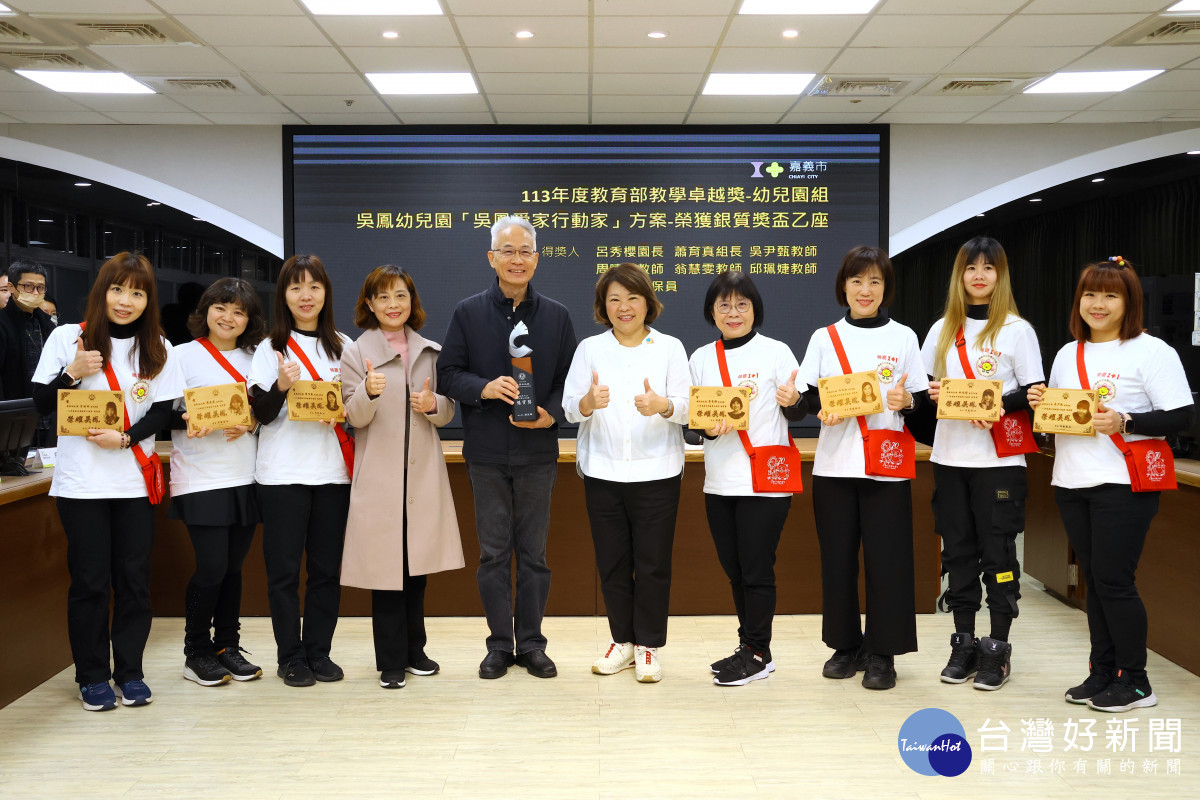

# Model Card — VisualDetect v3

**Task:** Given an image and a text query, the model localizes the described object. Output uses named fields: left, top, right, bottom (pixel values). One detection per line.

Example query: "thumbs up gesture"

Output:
left=410, top=376, right=437, bottom=414
left=364, top=357, right=386, bottom=398
left=66, top=336, right=103, bottom=380
left=580, top=370, right=610, bottom=416
left=776, top=369, right=800, bottom=407
left=886, top=372, right=913, bottom=412
left=276, top=351, right=301, bottom=391
left=634, top=377, right=668, bottom=417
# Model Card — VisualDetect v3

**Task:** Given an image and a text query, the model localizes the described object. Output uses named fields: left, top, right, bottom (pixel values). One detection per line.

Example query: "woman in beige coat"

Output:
left=340, top=265, right=464, bottom=689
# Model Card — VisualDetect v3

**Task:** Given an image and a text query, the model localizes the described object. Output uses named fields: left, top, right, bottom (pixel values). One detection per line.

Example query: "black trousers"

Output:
left=584, top=474, right=682, bottom=648
left=813, top=476, right=918, bottom=656
left=258, top=483, right=350, bottom=666
left=1055, top=484, right=1160, bottom=680
left=56, top=497, right=156, bottom=685
left=184, top=522, right=257, bottom=657
left=933, top=464, right=1025, bottom=623
left=372, top=578, right=428, bottom=672
left=703, top=493, right=792, bottom=653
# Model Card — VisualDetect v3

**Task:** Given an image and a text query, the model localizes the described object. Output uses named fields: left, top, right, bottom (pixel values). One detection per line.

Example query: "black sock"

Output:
left=952, top=610, right=975, bottom=636
left=989, top=611, right=1012, bottom=642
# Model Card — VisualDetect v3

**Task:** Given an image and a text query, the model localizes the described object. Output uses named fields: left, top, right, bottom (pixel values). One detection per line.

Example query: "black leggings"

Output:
left=56, top=496, right=156, bottom=685
left=184, top=523, right=256, bottom=657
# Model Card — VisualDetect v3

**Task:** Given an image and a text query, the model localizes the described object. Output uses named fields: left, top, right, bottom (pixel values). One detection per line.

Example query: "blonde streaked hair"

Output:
left=932, top=237, right=1022, bottom=380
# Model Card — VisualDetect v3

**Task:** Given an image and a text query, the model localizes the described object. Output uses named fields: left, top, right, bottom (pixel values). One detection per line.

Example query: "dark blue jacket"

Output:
left=437, top=279, right=576, bottom=466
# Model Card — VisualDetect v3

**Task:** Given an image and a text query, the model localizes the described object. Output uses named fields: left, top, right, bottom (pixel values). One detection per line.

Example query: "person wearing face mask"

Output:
left=0, top=260, right=56, bottom=409
left=339, top=265, right=464, bottom=690
left=41, top=294, right=59, bottom=326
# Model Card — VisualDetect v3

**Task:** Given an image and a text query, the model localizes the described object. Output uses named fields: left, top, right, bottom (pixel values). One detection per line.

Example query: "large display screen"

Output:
left=285, top=126, right=888, bottom=431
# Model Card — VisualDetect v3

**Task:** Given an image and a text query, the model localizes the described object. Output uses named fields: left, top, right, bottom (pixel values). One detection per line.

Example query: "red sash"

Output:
left=1075, top=341, right=1175, bottom=492
left=826, top=324, right=915, bottom=479
left=714, top=340, right=803, bottom=494
left=286, top=336, right=354, bottom=479
left=953, top=326, right=1037, bottom=456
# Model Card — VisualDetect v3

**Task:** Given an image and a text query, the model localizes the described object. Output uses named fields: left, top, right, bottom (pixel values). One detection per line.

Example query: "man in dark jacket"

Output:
left=437, top=215, right=576, bottom=681
left=0, top=259, right=57, bottom=445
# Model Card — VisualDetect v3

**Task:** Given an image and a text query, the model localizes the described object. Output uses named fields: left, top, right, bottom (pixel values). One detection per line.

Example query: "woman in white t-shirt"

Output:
left=796, top=245, right=927, bottom=691
left=1029, top=258, right=1194, bottom=713
left=248, top=254, right=352, bottom=688
left=31, top=252, right=184, bottom=712
left=564, top=264, right=690, bottom=683
left=921, top=237, right=1043, bottom=691
left=168, top=278, right=267, bottom=687
left=688, top=271, right=804, bottom=687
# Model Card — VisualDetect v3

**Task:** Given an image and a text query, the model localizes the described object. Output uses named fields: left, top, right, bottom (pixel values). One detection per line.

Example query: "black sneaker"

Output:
left=406, top=654, right=440, bottom=676
left=1065, top=661, right=1114, bottom=704
left=940, top=632, right=979, bottom=684
left=822, top=646, right=867, bottom=679
left=310, top=656, right=344, bottom=682
left=277, top=659, right=316, bottom=687
left=216, top=647, right=262, bottom=681
left=861, top=654, right=896, bottom=690
left=183, top=654, right=232, bottom=687
left=713, top=649, right=770, bottom=686
left=973, top=637, right=1011, bottom=691
left=379, top=669, right=406, bottom=689
left=1087, top=671, right=1157, bottom=712
left=710, top=644, right=746, bottom=675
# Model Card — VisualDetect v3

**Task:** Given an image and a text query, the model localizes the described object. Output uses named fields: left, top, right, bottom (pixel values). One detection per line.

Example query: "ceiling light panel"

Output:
left=1024, top=70, right=1164, bottom=93
left=16, top=70, right=153, bottom=94
left=740, top=0, right=881, bottom=14
left=366, top=71, right=477, bottom=94
left=703, top=72, right=816, bottom=95
left=300, top=0, right=443, bottom=15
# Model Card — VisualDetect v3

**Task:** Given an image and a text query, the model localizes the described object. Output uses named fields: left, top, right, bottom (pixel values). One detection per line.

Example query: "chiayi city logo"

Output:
left=898, top=708, right=972, bottom=777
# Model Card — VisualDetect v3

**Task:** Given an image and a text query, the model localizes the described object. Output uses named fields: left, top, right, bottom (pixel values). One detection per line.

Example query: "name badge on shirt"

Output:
left=131, top=378, right=151, bottom=404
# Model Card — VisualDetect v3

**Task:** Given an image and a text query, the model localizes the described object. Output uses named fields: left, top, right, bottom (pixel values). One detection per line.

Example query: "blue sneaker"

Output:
left=79, top=682, right=117, bottom=712
left=115, top=679, right=153, bottom=706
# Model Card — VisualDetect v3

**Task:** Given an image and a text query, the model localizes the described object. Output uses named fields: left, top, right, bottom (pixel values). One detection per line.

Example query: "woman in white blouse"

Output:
left=564, top=264, right=689, bottom=683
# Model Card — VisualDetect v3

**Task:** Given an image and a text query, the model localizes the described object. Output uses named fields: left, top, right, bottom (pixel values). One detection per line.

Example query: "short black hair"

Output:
left=834, top=245, right=895, bottom=308
left=7, top=258, right=46, bottom=284
left=702, top=270, right=764, bottom=329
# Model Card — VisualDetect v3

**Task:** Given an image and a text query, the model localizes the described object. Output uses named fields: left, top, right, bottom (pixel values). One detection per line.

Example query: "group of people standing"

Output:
left=31, top=216, right=1193, bottom=717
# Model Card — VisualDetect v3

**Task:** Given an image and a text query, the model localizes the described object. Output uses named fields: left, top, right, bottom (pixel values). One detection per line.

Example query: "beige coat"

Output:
left=339, top=327, right=464, bottom=590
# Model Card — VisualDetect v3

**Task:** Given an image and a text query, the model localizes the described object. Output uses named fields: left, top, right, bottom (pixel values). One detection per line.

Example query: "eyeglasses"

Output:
left=715, top=299, right=751, bottom=315
left=491, top=248, right=536, bottom=260
left=16, top=282, right=46, bottom=294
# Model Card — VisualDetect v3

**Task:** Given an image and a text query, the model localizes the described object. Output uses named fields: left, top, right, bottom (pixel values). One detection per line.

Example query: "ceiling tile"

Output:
left=686, top=112, right=783, bottom=124
left=854, top=14, right=1006, bottom=48
left=155, top=0, right=304, bottom=13
left=215, top=46, right=355, bottom=73
left=393, top=112, right=496, bottom=124
left=966, top=110, right=1075, bottom=123
left=592, top=47, right=714, bottom=73
left=103, top=111, right=213, bottom=124
left=829, top=47, right=965, bottom=74
left=691, top=95, right=799, bottom=113
left=175, top=15, right=329, bottom=47
left=315, top=16, right=460, bottom=48
left=477, top=72, right=589, bottom=94
left=445, top=0, right=588, bottom=14
left=591, top=112, right=687, bottom=123
left=1021, top=0, right=1167, bottom=12
left=989, top=93, right=1103, bottom=112
left=14, top=0, right=159, bottom=11
left=886, top=94, right=1006, bottom=113
left=944, top=46, right=1092, bottom=74
left=877, top=0, right=1025, bottom=12
left=7, top=111, right=119, bottom=124
left=591, top=95, right=693, bottom=112
left=297, top=112, right=400, bottom=125
left=595, top=0, right=737, bottom=14
left=791, top=95, right=901, bottom=113
left=781, top=110, right=881, bottom=123
left=0, top=73, right=37, bottom=92
left=1065, top=45, right=1200, bottom=72
left=710, top=47, right=840, bottom=72
left=876, top=111, right=977, bottom=123
left=90, top=45, right=237, bottom=74
left=722, top=15, right=864, bottom=48
left=341, top=46, right=471, bottom=72
left=593, top=16, right=727, bottom=48
left=488, top=94, right=588, bottom=113
left=253, top=73, right=373, bottom=94
left=381, top=94, right=490, bottom=113
left=494, top=112, right=589, bottom=123
left=468, top=47, right=589, bottom=72
left=277, top=95, right=389, bottom=113
left=1121, top=68, right=1200, bottom=92
left=1087, top=90, right=1200, bottom=111
left=171, top=94, right=290, bottom=113
left=591, top=74, right=704, bottom=95
left=199, top=112, right=306, bottom=124
left=0, top=91, right=89, bottom=112
left=981, top=14, right=1147, bottom=48
left=456, top=16, right=588, bottom=47
left=68, top=94, right=190, bottom=112
left=1063, top=109, right=1171, bottom=123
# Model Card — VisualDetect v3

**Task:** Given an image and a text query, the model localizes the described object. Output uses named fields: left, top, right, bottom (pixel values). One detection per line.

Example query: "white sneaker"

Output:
left=592, top=641, right=635, bottom=675
left=635, top=645, right=662, bottom=683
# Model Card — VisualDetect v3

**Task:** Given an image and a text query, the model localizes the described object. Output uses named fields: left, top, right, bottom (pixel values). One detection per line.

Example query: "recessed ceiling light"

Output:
left=647, top=31, right=668, bottom=39
left=74, top=182, right=91, bottom=187
left=781, top=29, right=799, bottom=39
left=300, top=0, right=442, bottom=15
left=1188, top=150, right=1200, bottom=155
left=1029, top=198, right=1042, bottom=203
left=193, top=217, right=203, bottom=221
left=37, top=219, right=53, bottom=223
left=740, top=0, right=881, bottom=14
left=382, top=31, right=399, bottom=39
left=147, top=202, right=161, bottom=206
left=515, top=30, right=534, bottom=39
left=16, top=70, right=153, bottom=94
left=1091, top=177, right=1105, bottom=183
left=0, top=3, right=12, bottom=12
left=703, top=73, right=816, bottom=95
left=366, top=72, right=477, bottom=95
left=1167, top=1, right=1200, bottom=11
left=1024, top=70, right=1163, bottom=94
